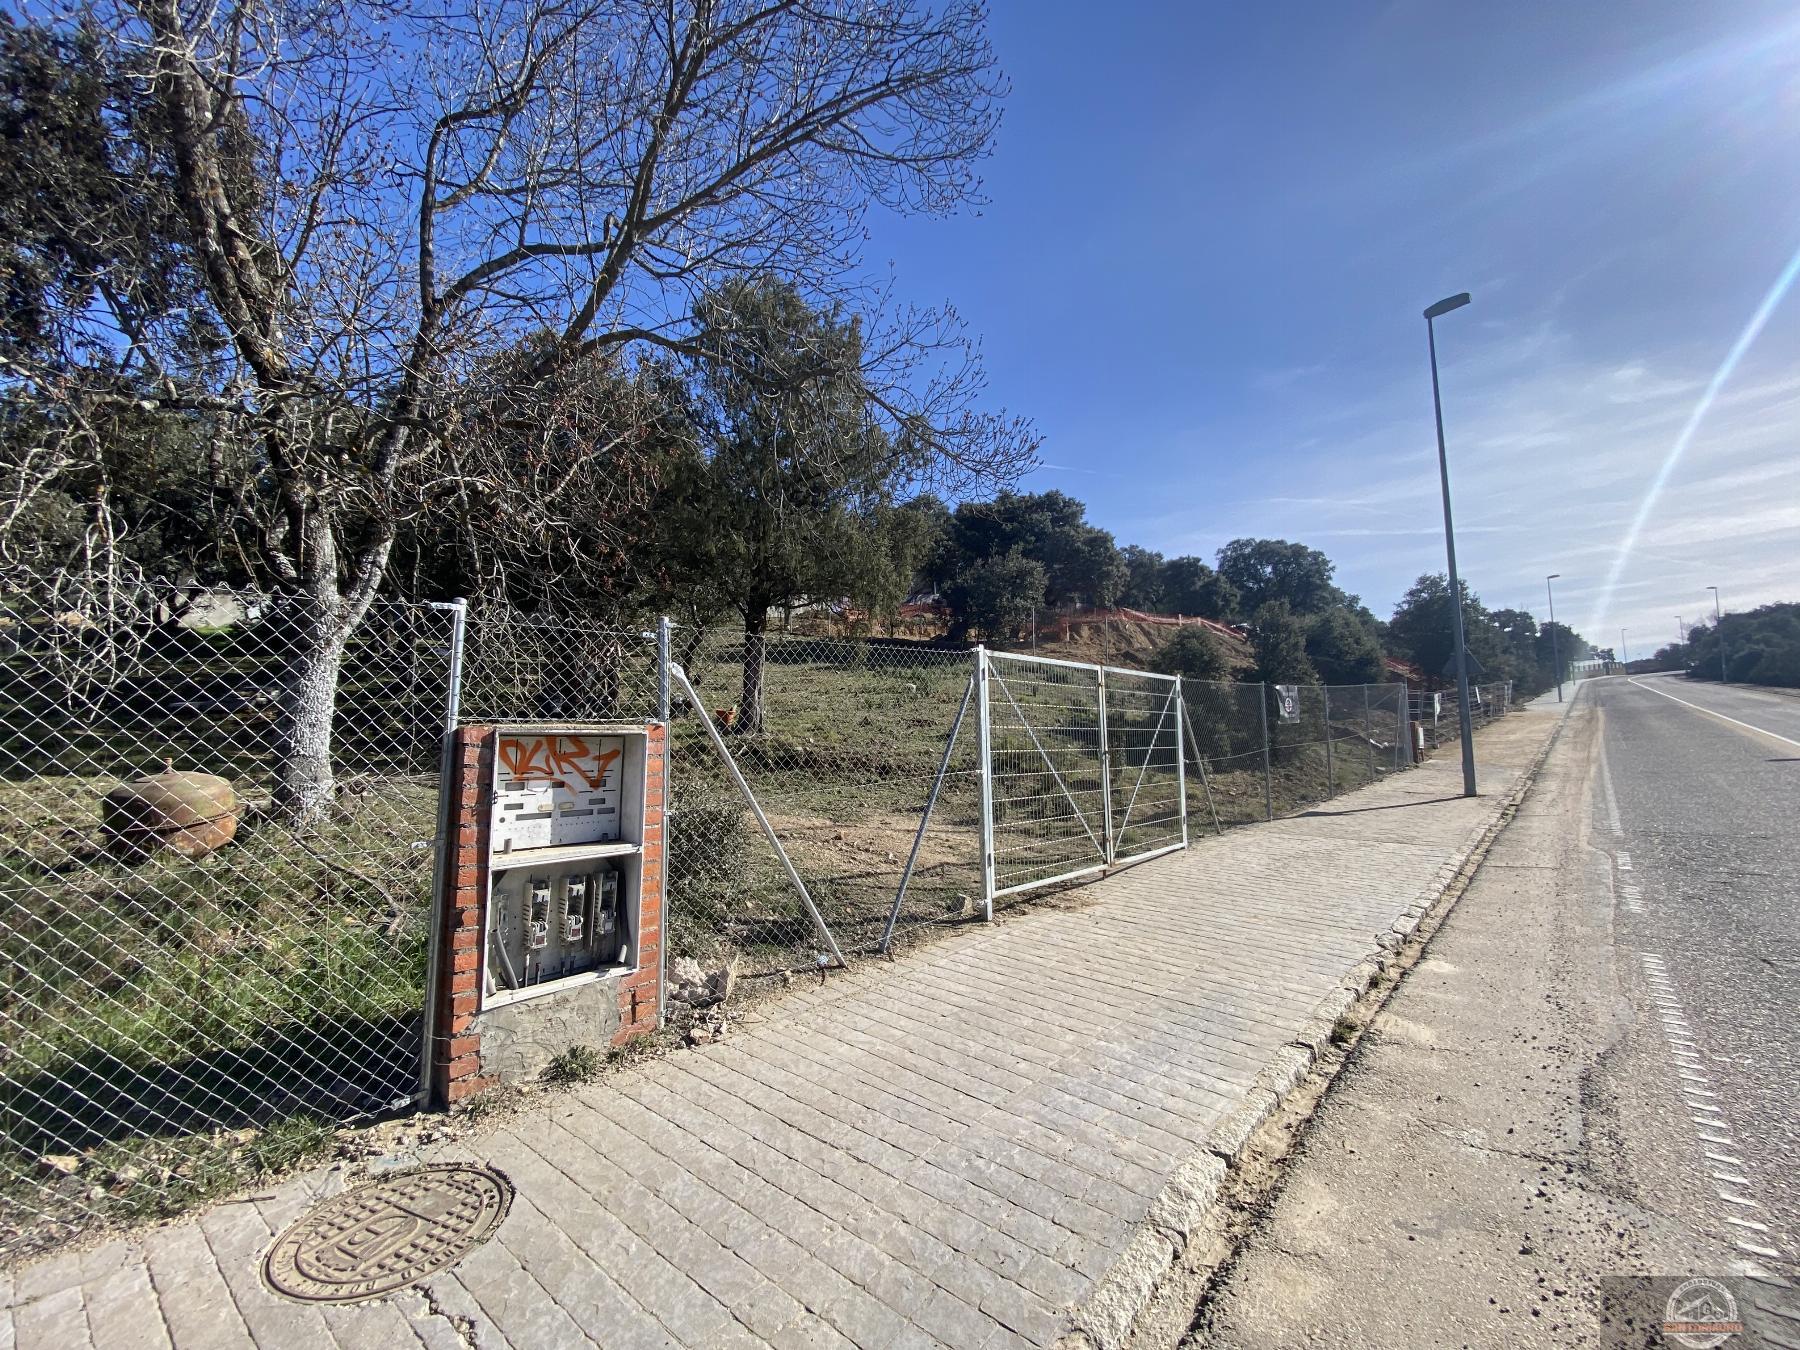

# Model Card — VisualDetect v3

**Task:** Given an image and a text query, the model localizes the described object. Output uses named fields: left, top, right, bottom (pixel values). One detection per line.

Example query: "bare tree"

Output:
left=4, top=0, right=1033, bottom=815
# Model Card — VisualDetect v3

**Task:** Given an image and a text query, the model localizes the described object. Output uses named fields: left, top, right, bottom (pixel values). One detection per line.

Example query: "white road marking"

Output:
left=1627, top=677, right=1800, bottom=748
left=1637, top=947, right=1790, bottom=1260
left=1598, top=736, right=1624, bottom=833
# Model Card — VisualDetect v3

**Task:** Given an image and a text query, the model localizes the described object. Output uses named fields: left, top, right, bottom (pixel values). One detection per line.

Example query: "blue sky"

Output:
left=867, top=0, right=1800, bottom=655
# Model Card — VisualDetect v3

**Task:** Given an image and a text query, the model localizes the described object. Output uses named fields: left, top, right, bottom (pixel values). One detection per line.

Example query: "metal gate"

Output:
left=981, top=650, right=1186, bottom=907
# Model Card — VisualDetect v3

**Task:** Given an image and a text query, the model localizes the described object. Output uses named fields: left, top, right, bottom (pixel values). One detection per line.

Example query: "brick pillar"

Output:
left=431, top=726, right=497, bottom=1107
left=615, top=722, right=665, bottom=1044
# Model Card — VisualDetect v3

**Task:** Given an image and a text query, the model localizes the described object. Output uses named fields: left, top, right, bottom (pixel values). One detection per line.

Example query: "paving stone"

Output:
left=79, top=1255, right=170, bottom=1350
left=11, top=1285, right=87, bottom=1350
left=140, top=1223, right=252, bottom=1350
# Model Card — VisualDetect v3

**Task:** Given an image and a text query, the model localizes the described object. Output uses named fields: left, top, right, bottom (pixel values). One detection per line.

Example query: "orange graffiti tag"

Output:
left=498, top=736, right=621, bottom=790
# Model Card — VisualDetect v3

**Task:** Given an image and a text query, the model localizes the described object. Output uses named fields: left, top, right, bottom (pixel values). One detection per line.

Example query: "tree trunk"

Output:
left=739, top=609, right=767, bottom=736
left=272, top=589, right=351, bottom=822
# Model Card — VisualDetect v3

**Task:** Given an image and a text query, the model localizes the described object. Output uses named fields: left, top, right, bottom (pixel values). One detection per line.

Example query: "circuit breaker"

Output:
left=481, top=727, right=650, bottom=1005
left=488, top=862, right=627, bottom=990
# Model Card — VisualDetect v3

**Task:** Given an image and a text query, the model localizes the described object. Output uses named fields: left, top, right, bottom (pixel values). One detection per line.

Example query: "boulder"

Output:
left=103, top=771, right=240, bottom=859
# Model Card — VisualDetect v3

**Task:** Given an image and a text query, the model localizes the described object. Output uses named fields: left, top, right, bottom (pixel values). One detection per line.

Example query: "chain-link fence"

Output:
left=458, top=609, right=662, bottom=726
left=1410, top=680, right=1515, bottom=749
left=1183, top=680, right=1411, bottom=828
left=0, top=585, right=458, bottom=1259
left=666, top=629, right=983, bottom=975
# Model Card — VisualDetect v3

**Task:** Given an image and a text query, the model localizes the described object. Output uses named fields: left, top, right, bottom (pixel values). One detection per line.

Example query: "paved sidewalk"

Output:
left=2, top=708, right=1564, bottom=1350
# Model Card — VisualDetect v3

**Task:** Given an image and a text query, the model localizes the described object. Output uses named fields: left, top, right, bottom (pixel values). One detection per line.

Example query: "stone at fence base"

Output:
left=668, top=956, right=706, bottom=994
left=667, top=955, right=739, bottom=1006
left=102, top=771, right=239, bottom=858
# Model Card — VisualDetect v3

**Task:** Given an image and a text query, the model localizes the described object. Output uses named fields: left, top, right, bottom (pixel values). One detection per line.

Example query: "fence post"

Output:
left=1259, top=683, right=1273, bottom=822
left=1397, top=684, right=1409, bottom=768
left=419, top=596, right=467, bottom=1102
left=656, top=615, right=672, bottom=721
left=654, top=613, right=672, bottom=1029
left=1174, top=677, right=1189, bottom=850
left=444, top=597, right=468, bottom=730
left=976, top=646, right=995, bottom=921
left=1097, top=667, right=1115, bottom=864
left=1323, top=688, right=1334, bottom=799
left=1363, top=685, right=1375, bottom=783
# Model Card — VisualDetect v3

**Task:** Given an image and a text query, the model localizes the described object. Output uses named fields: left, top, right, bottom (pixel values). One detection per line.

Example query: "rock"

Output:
left=669, top=956, right=705, bottom=988
left=103, top=771, right=239, bottom=859
left=39, top=1154, right=81, bottom=1177
left=704, top=957, right=740, bottom=1004
left=110, top=1164, right=143, bottom=1186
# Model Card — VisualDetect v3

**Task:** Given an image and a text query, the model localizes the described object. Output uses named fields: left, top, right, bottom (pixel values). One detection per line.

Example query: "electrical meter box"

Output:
left=430, top=722, right=666, bottom=1104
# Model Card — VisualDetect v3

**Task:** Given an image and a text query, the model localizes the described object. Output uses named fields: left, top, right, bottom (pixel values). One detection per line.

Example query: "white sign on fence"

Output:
left=1275, top=684, right=1300, bottom=724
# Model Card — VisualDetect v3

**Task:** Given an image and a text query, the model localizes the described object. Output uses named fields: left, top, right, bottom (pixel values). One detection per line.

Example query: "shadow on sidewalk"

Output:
left=1295, top=793, right=1466, bottom=817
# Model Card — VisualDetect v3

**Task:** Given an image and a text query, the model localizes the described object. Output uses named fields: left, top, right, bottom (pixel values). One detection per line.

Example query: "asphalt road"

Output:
left=1596, top=673, right=1800, bottom=1264
left=1179, top=679, right=1800, bottom=1348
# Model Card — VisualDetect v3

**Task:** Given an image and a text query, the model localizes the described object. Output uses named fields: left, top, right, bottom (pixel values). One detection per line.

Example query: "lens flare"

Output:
left=1587, top=240, right=1800, bottom=632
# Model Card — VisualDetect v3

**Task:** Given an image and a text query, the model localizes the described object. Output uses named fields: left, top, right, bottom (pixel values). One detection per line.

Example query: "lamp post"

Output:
left=1620, top=628, right=1628, bottom=669
left=1546, top=574, right=1563, bottom=702
left=1707, top=586, right=1727, bottom=682
left=1425, top=292, right=1477, bottom=797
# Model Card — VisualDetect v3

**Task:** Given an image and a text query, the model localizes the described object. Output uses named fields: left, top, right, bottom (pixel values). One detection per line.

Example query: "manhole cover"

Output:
left=265, top=1164, right=512, bottom=1303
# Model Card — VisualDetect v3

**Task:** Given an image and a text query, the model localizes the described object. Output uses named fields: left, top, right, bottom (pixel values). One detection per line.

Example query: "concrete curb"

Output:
left=1058, top=717, right=1567, bottom=1350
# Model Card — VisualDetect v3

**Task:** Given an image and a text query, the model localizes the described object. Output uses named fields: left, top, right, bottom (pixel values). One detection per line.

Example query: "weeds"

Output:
left=540, top=1044, right=605, bottom=1086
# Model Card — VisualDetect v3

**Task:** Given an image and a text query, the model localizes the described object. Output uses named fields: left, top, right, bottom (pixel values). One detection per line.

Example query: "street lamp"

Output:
left=1425, top=291, right=1477, bottom=797
left=1546, top=574, right=1563, bottom=703
left=1620, top=628, right=1628, bottom=669
left=1707, top=586, right=1727, bottom=682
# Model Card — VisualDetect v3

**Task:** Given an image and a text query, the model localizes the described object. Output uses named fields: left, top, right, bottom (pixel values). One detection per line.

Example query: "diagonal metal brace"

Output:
left=669, top=664, right=849, bottom=970
left=879, top=670, right=977, bottom=954
left=1182, top=698, right=1225, bottom=835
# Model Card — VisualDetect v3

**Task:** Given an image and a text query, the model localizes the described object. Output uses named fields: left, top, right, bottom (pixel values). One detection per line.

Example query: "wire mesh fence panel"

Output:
left=1366, top=683, right=1408, bottom=772
left=1103, top=668, right=1185, bottom=863
left=666, top=630, right=982, bottom=977
left=1323, top=684, right=1405, bottom=791
left=1267, top=683, right=1334, bottom=811
left=986, top=652, right=1107, bottom=899
left=458, top=610, right=662, bottom=725
left=1181, top=679, right=1270, bottom=826
left=0, top=585, right=456, bottom=1259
